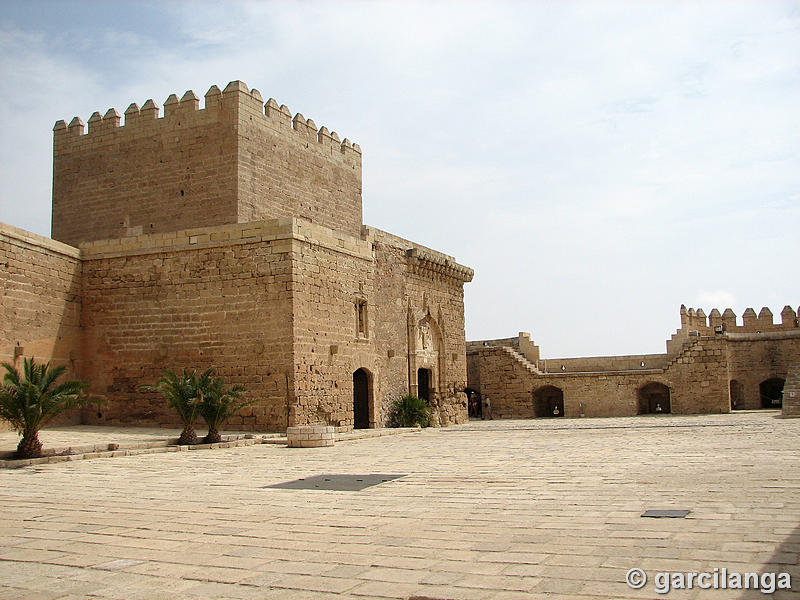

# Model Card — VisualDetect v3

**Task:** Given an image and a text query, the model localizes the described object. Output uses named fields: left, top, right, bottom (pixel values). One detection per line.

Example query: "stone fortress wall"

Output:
left=8, top=77, right=793, bottom=431
left=2, top=81, right=473, bottom=432
left=468, top=305, right=800, bottom=419
left=0, top=224, right=84, bottom=430
left=52, top=81, right=362, bottom=246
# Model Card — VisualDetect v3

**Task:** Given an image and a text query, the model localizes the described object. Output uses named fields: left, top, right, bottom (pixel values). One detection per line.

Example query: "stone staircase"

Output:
left=499, top=345, right=544, bottom=375
left=491, top=336, right=701, bottom=377
left=664, top=336, right=704, bottom=370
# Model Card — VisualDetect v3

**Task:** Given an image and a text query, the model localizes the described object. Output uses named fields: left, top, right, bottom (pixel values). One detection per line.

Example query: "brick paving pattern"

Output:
left=0, top=412, right=797, bottom=599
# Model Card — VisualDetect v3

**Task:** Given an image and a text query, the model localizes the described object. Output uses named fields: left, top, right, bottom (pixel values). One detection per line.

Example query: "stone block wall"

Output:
left=469, top=335, right=732, bottom=419
left=725, top=332, right=800, bottom=409
left=288, top=220, right=377, bottom=427
left=469, top=347, right=657, bottom=418
left=372, top=228, right=473, bottom=427
left=0, top=223, right=84, bottom=430
left=287, top=223, right=472, bottom=429
left=236, top=86, right=363, bottom=238
left=782, top=365, right=800, bottom=417
left=664, top=337, right=730, bottom=414
left=79, top=220, right=297, bottom=431
left=52, top=88, right=240, bottom=246
left=52, top=81, right=362, bottom=247
left=536, top=352, right=669, bottom=373
left=69, top=216, right=473, bottom=432
left=4, top=211, right=473, bottom=433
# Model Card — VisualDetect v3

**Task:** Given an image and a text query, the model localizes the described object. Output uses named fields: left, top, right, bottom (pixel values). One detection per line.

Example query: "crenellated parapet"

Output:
left=52, top=80, right=365, bottom=245
left=677, top=304, right=799, bottom=335
left=53, top=80, right=361, bottom=167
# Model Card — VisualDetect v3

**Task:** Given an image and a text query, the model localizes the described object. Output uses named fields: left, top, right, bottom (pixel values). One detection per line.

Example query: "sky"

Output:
left=0, top=0, right=798, bottom=358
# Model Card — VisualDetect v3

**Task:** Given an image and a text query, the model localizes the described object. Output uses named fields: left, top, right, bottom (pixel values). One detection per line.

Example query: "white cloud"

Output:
left=695, top=290, right=738, bottom=311
left=0, top=0, right=797, bottom=356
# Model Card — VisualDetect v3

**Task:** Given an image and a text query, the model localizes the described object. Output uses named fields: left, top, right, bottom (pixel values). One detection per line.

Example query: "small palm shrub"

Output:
left=139, top=369, right=212, bottom=445
left=0, top=358, right=90, bottom=459
left=389, top=394, right=431, bottom=428
left=198, top=375, right=252, bottom=443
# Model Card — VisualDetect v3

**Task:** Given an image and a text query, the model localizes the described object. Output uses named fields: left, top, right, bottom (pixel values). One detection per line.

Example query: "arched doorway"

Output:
left=353, top=368, right=371, bottom=429
left=638, top=382, right=671, bottom=414
left=533, top=386, right=564, bottom=417
left=729, top=380, right=744, bottom=410
left=759, top=378, right=784, bottom=409
left=417, top=368, right=431, bottom=403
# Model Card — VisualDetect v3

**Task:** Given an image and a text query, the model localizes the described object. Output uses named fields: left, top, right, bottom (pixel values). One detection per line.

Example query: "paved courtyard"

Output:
left=0, top=412, right=797, bottom=599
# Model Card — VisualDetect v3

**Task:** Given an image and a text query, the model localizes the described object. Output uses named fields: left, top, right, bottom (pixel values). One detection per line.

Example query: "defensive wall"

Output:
left=3, top=79, right=474, bottom=432
left=2, top=216, right=472, bottom=432
left=79, top=219, right=298, bottom=430
left=6, top=77, right=797, bottom=432
left=784, top=365, right=800, bottom=417
left=0, top=223, right=84, bottom=430
left=52, top=81, right=362, bottom=246
left=468, top=305, right=800, bottom=419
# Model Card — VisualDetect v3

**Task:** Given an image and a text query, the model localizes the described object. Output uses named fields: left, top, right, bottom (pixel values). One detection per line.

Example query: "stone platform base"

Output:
left=287, top=425, right=336, bottom=448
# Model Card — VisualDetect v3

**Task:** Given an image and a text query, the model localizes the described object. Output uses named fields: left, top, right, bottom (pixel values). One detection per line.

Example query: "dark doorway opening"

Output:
left=638, top=382, right=671, bottom=414
left=353, top=368, right=370, bottom=429
left=417, top=368, right=431, bottom=403
left=465, top=387, right=482, bottom=418
left=533, top=386, right=564, bottom=417
left=759, top=378, right=784, bottom=409
left=730, top=380, right=744, bottom=410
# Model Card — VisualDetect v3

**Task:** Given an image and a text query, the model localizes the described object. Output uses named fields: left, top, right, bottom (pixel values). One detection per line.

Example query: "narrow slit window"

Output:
left=355, top=300, right=368, bottom=338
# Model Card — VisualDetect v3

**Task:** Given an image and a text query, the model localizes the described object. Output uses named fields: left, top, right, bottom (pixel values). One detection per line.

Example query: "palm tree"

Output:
left=0, top=358, right=90, bottom=459
left=389, top=394, right=431, bottom=428
left=139, top=369, right=211, bottom=445
left=198, top=375, right=252, bottom=443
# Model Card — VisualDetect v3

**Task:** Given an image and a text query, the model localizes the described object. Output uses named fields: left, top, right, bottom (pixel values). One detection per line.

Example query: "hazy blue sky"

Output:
left=1, top=1, right=798, bottom=357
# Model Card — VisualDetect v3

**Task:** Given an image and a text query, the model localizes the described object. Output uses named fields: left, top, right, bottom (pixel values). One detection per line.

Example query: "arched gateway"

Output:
left=759, top=378, right=784, bottom=409
left=638, top=382, right=671, bottom=414
left=533, top=385, right=564, bottom=417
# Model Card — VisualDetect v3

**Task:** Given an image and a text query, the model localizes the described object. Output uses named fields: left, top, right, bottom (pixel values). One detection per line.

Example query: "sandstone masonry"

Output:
left=52, top=82, right=362, bottom=246
left=1, top=80, right=473, bottom=432
left=468, top=305, right=800, bottom=419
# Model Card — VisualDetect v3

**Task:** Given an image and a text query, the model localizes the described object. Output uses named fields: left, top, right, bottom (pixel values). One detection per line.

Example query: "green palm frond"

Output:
left=199, top=375, right=253, bottom=432
left=389, top=394, right=431, bottom=428
left=139, top=369, right=205, bottom=426
left=0, top=358, right=90, bottom=437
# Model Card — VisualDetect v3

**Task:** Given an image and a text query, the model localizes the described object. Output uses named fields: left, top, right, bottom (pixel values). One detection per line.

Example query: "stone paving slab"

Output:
left=0, top=425, right=190, bottom=451
left=0, top=412, right=797, bottom=599
left=0, top=425, right=420, bottom=468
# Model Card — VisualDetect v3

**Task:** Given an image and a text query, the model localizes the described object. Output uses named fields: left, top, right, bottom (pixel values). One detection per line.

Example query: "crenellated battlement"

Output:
left=678, top=304, right=799, bottom=334
left=52, top=80, right=364, bottom=245
left=53, top=80, right=361, bottom=166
